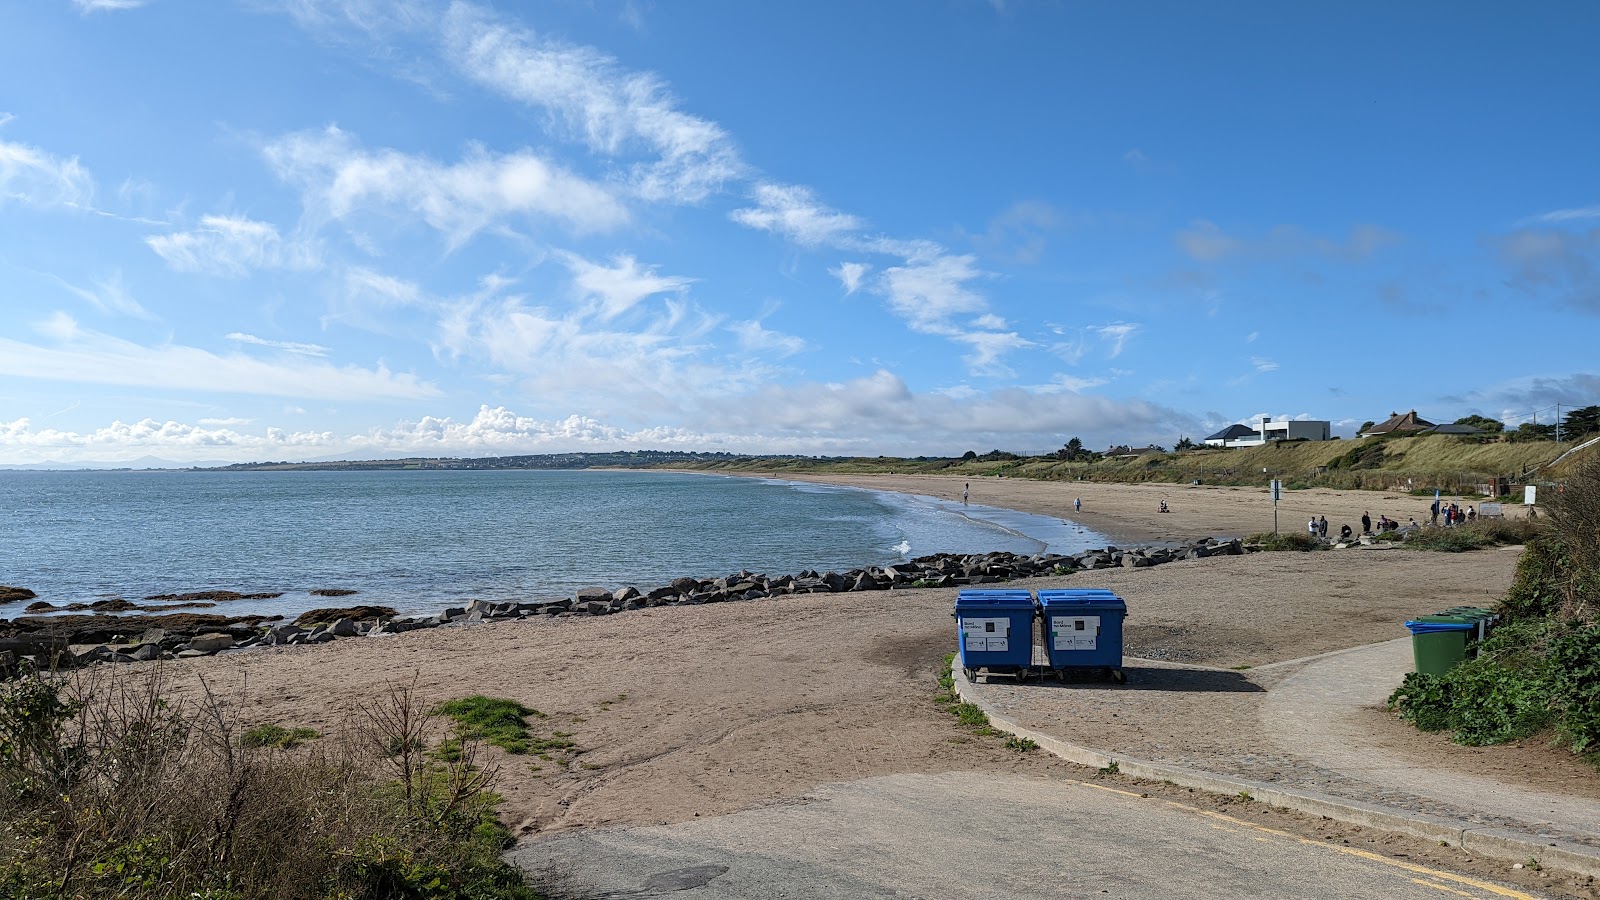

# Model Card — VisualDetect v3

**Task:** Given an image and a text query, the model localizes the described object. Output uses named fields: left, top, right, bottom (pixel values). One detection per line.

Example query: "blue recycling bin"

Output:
left=954, top=589, right=1036, bottom=679
left=1038, top=589, right=1127, bottom=682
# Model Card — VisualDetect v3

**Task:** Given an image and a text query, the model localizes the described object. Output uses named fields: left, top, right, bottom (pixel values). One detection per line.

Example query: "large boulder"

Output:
left=294, top=606, right=397, bottom=627
left=0, top=586, right=37, bottom=603
left=186, top=633, right=234, bottom=653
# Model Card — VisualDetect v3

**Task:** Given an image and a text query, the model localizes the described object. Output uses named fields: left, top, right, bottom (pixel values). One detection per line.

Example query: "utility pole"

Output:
left=1556, top=403, right=1562, bottom=443
left=1270, top=479, right=1281, bottom=535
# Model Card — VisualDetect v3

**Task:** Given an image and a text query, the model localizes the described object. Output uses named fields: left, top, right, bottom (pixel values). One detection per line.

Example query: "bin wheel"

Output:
left=962, top=667, right=977, bottom=682
left=1111, top=668, right=1126, bottom=684
left=1015, top=666, right=1031, bottom=682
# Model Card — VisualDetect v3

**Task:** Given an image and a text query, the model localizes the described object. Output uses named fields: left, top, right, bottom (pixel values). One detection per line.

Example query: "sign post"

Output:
left=1270, top=479, right=1282, bottom=534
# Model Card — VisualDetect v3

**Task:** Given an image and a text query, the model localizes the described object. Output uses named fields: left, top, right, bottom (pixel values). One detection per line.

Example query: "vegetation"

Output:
left=1401, top=518, right=1540, bottom=552
left=1388, top=457, right=1600, bottom=763
left=1243, top=532, right=1323, bottom=552
left=435, top=696, right=543, bottom=755
left=240, top=722, right=320, bottom=750
left=0, top=671, right=541, bottom=899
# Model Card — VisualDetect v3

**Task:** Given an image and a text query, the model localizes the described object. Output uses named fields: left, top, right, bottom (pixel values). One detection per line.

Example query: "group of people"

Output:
left=1306, top=510, right=1425, bottom=543
left=1429, top=499, right=1477, bottom=527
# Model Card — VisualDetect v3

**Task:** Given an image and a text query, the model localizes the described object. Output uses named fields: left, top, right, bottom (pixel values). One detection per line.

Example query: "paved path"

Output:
left=511, top=771, right=1536, bottom=899
left=1262, top=638, right=1600, bottom=841
left=960, top=639, right=1600, bottom=876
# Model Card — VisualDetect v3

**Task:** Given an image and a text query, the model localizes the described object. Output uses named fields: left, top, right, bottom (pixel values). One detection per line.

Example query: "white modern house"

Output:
left=1203, top=417, right=1332, bottom=448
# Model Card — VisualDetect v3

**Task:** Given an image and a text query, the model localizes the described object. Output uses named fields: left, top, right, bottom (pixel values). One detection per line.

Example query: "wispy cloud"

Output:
left=440, top=2, right=745, bottom=203
left=226, top=332, right=331, bottom=357
left=1177, top=221, right=1401, bottom=263
left=1094, top=323, right=1138, bottom=358
left=1251, top=356, right=1279, bottom=372
left=727, top=319, right=806, bottom=357
left=72, top=0, right=150, bottom=13
left=0, top=138, right=94, bottom=209
left=562, top=252, right=693, bottom=321
left=731, top=183, right=863, bottom=247
left=263, top=125, right=628, bottom=247
left=0, top=319, right=437, bottom=400
left=1520, top=205, right=1600, bottom=225
left=1492, top=227, right=1600, bottom=313
left=49, top=271, right=152, bottom=319
left=146, top=214, right=320, bottom=276
left=830, top=262, right=870, bottom=295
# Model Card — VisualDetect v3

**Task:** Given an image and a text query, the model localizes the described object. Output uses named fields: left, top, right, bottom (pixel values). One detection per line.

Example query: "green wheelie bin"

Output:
left=1404, top=615, right=1475, bottom=676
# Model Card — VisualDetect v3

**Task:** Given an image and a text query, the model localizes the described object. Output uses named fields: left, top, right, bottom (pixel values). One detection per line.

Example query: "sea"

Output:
left=0, top=469, right=1109, bottom=621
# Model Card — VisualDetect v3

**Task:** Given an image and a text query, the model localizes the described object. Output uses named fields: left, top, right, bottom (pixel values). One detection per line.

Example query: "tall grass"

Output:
left=0, top=669, right=539, bottom=899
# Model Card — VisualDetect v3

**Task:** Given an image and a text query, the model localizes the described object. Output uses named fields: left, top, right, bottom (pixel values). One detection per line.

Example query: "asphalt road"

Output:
left=509, top=771, right=1538, bottom=899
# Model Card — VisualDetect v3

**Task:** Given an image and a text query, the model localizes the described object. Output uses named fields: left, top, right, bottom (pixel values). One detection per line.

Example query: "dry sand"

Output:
left=143, top=474, right=1589, bottom=857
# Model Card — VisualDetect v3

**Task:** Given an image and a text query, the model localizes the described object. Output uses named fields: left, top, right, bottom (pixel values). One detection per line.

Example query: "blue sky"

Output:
left=2, top=0, right=1597, bottom=465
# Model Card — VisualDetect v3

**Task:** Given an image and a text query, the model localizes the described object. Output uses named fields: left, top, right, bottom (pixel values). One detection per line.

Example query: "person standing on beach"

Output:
left=1361, top=511, right=1372, bottom=535
left=1074, top=497, right=1082, bottom=513
left=1318, top=515, right=1328, bottom=538
left=1308, top=516, right=1318, bottom=538
left=963, top=483, right=969, bottom=505
left=1430, top=499, right=1440, bottom=525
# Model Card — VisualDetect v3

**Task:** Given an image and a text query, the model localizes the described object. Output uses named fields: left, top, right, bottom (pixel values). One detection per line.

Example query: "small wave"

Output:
left=893, top=539, right=911, bottom=556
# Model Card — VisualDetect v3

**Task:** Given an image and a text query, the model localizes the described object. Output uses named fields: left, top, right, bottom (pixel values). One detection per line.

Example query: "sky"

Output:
left=1, top=1, right=1597, bottom=466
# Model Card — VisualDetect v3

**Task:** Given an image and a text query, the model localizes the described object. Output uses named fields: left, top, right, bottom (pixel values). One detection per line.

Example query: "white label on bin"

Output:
left=960, top=617, right=1010, bottom=653
left=1051, top=615, right=1099, bottom=651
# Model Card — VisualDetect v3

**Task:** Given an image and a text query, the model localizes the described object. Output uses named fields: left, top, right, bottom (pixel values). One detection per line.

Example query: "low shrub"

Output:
left=0, top=671, right=540, bottom=899
left=1404, top=518, right=1540, bottom=552
left=240, top=722, right=320, bottom=749
left=435, top=696, right=542, bottom=754
left=1244, top=532, right=1323, bottom=552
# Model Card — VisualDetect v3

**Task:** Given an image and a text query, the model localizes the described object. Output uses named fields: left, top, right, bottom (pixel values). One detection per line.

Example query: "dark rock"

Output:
left=295, top=606, right=398, bottom=627
left=576, top=587, right=612, bottom=603
left=8, top=613, right=274, bottom=647
left=89, top=598, right=141, bottom=612
left=0, top=586, right=38, bottom=603
left=186, top=633, right=234, bottom=653
left=330, top=617, right=358, bottom=637
left=142, top=590, right=282, bottom=603
left=23, top=601, right=55, bottom=612
left=309, top=588, right=358, bottom=597
left=128, top=643, right=162, bottom=662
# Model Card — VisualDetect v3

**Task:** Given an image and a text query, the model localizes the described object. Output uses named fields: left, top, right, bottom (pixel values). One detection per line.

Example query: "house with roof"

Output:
left=1359, top=410, right=1435, bottom=438
left=1203, top=417, right=1332, bottom=448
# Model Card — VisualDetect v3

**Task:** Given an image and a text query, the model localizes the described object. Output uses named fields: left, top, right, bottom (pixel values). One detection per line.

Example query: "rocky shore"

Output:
left=0, top=538, right=1252, bottom=678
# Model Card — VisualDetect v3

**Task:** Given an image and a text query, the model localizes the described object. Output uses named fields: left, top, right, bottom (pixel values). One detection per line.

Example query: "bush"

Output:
left=1403, top=518, right=1540, bottom=552
left=1244, top=532, right=1323, bottom=552
left=0, top=671, right=540, bottom=899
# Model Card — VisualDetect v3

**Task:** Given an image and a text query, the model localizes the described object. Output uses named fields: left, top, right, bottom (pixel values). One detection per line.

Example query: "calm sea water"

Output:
left=0, top=469, right=1107, bottom=620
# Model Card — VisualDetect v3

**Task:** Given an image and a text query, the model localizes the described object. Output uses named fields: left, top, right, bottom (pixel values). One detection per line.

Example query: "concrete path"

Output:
left=511, top=771, right=1535, bottom=900
left=1262, top=638, right=1600, bottom=838
left=958, top=640, right=1600, bottom=877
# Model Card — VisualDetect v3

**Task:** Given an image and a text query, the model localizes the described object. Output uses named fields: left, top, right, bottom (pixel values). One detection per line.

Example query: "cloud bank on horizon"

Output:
left=1, top=1, right=1596, bottom=465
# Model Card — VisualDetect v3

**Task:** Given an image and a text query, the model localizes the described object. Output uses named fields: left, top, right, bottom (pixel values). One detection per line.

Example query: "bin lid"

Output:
left=1039, top=588, right=1125, bottom=612
left=1404, top=620, right=1475, bottom=634
left=955, top=589, right=1035, bottom=611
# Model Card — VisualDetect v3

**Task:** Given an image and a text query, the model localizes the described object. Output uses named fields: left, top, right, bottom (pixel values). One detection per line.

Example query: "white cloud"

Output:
left=263, top=126, right=628, bottom=246
left=1250, top=356, right=1279, bottom=372
left=0, top=139, right=94, bottom=209
left=727, top=319, right=805, bottom=358
left=50, top=271, right=152, bottom=319
left=562, top=252, right=693, bottom=320
left=226, top=332, right=331, bottom=356
left=1093, top=323, right=1138, bottom=358
left=1176, top=221, right=1401, bottom=263
left=440, top=2, right=745, bottom=203
left=198, top=417, right=254, bottom=426
left=1522, top=206, right=1600, bottom=225
left=879, top=254, right=988, bottom=328
left=1245, top=330, right=1259, bottom=343
left=0, top=326, right=437, bottom=401
left=830, top=262, right=870, bottom=295
left=730, top=182, right=863, bottom=247
left=72, top=0, right=149, bottom=13
left=146, top=214, right=319, bottom=276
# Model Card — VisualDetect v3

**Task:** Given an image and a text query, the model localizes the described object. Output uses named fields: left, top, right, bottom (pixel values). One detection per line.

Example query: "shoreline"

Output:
left=726, top=472, right=1529, bottom=548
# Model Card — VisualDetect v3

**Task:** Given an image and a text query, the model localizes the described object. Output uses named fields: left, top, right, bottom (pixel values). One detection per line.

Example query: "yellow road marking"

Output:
left=1073, top=778, right=1535, bottom=900
left=1412, top=877, right=1482, bottom=898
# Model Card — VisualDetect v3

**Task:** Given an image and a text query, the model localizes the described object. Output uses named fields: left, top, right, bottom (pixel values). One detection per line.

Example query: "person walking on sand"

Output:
left=962, top=483, right=969, bottom=505
left=1074, top=497, right=1082, bottom=513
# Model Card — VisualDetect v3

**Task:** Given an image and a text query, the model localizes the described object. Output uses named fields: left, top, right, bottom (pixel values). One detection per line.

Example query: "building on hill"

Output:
left=1203, top=417, right=1332, bottom=448
left=1360, top=410, right=1436, bottom=437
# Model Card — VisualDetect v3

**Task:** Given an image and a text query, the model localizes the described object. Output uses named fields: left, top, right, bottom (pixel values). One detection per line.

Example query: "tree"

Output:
left=1509, top=422, right=1556, bottom=442
left=1359, top=421, right=1375, bottom=434
left=1056, top=437, right=1086, bottom=461
left=1454, top=415, right=1505, bottom=433
left=1561, top=405, right=1600, bottom=440
left=961, top=450, right=978, bottom=461
left=1174, top=436, right=1196, bottom=452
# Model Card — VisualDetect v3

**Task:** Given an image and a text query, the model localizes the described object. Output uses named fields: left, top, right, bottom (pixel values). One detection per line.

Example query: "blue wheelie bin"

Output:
left=1038, top=589, right=1127, bottom=683
left=954, top=589, right=1036, bottom=681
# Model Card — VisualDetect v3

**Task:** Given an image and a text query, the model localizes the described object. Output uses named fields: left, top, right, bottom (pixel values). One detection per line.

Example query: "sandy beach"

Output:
left=752, top=472, right=1526, bottom=547
left=135, top=470, right=1590, bottom=868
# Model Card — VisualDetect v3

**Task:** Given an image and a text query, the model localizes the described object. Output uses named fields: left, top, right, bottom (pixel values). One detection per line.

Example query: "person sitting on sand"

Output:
left=1340, top=524, right=1353, bottom=540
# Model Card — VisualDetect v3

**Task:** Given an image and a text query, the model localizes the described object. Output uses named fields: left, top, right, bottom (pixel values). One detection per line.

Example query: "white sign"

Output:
left=961, top=617, right=1010, bottom=653
left=1051, top=615, right=1099, bottom=651
left=1270, top=479, right=1282, bottom=502
left=1524, top=485, right=1537, bottom=506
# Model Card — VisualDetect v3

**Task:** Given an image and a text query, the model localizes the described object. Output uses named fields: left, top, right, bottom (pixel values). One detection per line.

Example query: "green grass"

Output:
left=239, top=723, right=319, bottom=750
left=1404, top=518, right=1540, bottom=552
left=435, top=696, right=543, bottom=754
left=1244, top=531, right=1323, bottom=552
